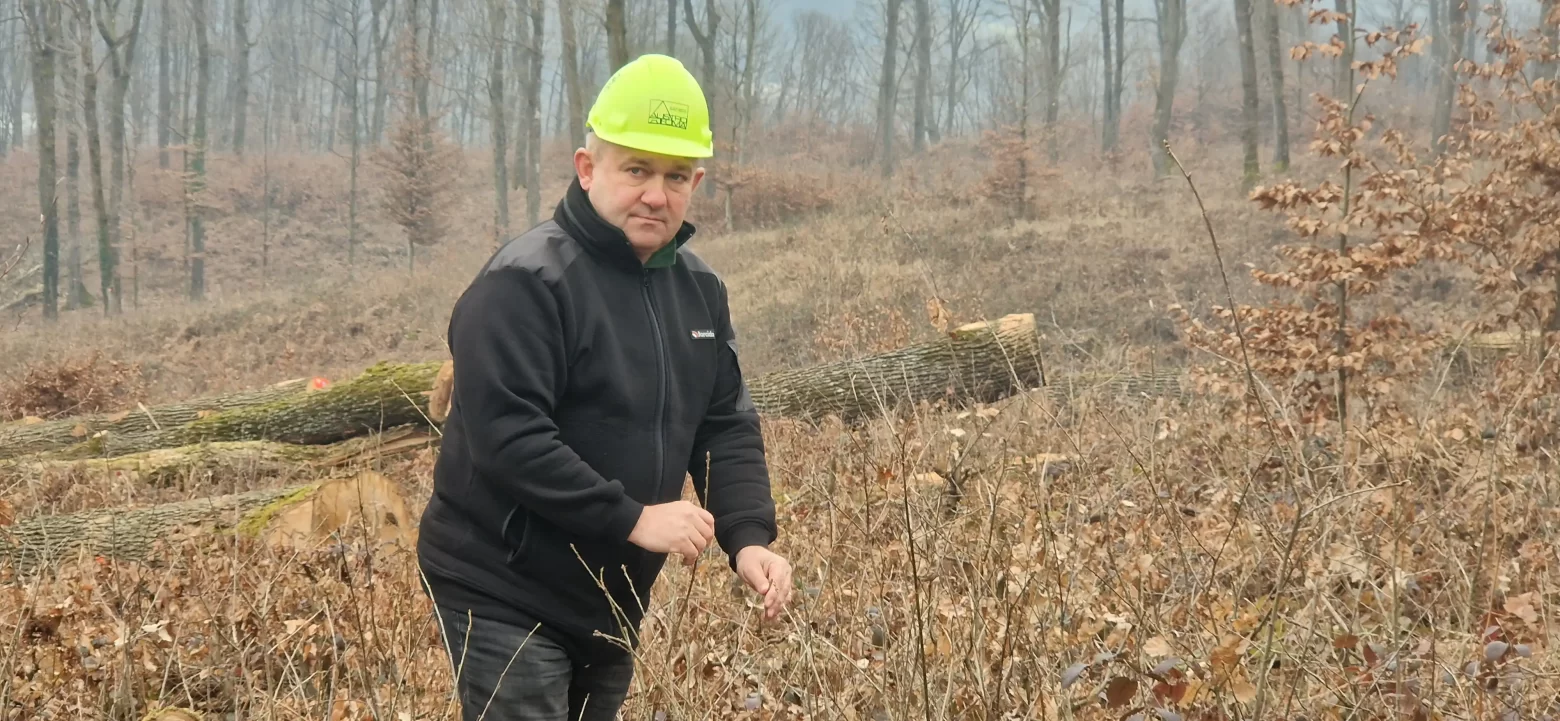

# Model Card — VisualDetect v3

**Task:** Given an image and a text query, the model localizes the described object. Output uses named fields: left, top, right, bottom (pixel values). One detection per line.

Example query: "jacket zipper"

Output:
left=641, top=269, right=668, bottom=507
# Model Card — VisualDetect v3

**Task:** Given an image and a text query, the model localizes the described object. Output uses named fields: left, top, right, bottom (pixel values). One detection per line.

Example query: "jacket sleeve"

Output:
left=449, top=268, right=645, bottom=543
left=688, top=278, right=778, bottom=571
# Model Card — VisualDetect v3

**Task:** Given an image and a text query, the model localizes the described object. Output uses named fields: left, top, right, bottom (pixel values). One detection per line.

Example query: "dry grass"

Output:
left=4, top=374, right=1558, bottom=720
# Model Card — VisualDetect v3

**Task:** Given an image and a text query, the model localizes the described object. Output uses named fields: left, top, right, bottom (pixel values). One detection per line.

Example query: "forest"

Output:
left=2, top=0, right=1560, bottom=718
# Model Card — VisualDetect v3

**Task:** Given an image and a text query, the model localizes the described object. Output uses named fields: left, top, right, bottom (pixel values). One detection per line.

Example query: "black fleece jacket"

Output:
left=417, top=179, right=777, bottom=663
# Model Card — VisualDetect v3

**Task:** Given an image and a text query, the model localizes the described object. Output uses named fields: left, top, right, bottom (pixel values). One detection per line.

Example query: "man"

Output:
left=417, top=53, right=792, bottom=721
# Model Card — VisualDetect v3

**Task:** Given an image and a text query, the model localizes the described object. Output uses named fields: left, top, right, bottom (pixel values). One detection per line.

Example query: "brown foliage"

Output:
left=1171, top=22, right=1454, bottom=437
left=372, top=111, right=461, bottom=259
left=719, top=164, right=841, bottom=229
left=0, top=351, right=145, bottom=422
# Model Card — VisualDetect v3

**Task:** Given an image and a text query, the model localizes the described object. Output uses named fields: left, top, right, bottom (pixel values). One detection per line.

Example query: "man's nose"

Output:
left=640, top=181, right=668, bottom=209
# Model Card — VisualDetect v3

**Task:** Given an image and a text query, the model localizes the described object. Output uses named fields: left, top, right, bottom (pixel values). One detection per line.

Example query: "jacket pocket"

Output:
left=500, top=506, right=534, bottom=567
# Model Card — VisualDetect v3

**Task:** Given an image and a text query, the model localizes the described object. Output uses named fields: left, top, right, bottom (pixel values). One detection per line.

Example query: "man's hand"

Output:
left=627, top=500, right=715, bottom=566
left=735, top=546, right=792, bottom=620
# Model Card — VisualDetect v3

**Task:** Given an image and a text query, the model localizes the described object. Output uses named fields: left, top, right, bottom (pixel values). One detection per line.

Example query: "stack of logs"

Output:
left=1, top=313, right=1051, bottom=572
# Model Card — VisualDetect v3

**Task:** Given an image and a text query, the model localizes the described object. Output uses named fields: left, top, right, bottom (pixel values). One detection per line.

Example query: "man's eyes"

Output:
left=625, top=167, right=687, bottom=182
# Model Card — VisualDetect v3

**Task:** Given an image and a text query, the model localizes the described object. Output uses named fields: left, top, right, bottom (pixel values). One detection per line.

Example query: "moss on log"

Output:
left=746, top=313, right=1046, bottom=422
left=0, top=426, right=438, bottom=491
left=1, top=471, right=413, bottom=573
left=48, top=362, right=443, bottom=459
left=0, top=378, right=314, bottom=461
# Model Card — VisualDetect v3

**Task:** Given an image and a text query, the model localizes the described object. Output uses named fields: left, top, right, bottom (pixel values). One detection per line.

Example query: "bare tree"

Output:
left=912, top=0, right=931, bottom=151
left=517, top=0, right=544, bottom=227
left=20, top=0, right=62, bottom=320
left=683, top=0, right=718, bottom=193
left=1265, top=0, right=1290, bottom=172
left=1150, top=0, right=1186, bottom=177
left=68, top=0, right=118, bottom=313
left=369, top=0, right=391, bottom=142
left=157, top=0, right=172, bottom=168
left=486, top=0, right=509, bottom=241
left=945, top=0, right=982, bottom=139
left=1233, top=0, right=1260, bottom=187
left=1039, top=0, right=1061, bottom=162
left=94, top=0, right=148, bottom=308
left=61, top=18, right=85, bottom=310
left=559, top=0, right=585, bottom=150
left=606, top=0, right=629, bottom=71
left=667, top=0, right=677, bottom=54
left=878, top=0, right=902, bottom=176
left=1334, top=0, right=1353, bottom=101
left=230, top=0, right=254, bottom=153
left=188, top=0, right=209, bottom=300
left=1432, top=0, right=1466, bottom=158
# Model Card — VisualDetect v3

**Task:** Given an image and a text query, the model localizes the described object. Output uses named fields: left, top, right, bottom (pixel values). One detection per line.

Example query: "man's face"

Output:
left=575, top=137, right=705, bottom=262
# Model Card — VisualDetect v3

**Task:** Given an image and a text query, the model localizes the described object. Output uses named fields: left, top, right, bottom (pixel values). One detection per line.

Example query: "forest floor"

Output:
left=2, top=125, right=1557, bottom=720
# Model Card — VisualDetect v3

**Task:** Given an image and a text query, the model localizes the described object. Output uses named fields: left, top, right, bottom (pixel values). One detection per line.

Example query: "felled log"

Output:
left=1, top=470, right=413, bottom=573
left=0, top=426, right=438, bottom=493
left=0, top=377, right=316, bottom=461
left=745, top=313, right=1046, bottom=422
left=45, top=362, right=442, bottom=459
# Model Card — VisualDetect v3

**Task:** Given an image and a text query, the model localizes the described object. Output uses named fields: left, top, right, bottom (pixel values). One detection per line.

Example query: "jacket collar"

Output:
left=553, top=176, right=697, bottom=273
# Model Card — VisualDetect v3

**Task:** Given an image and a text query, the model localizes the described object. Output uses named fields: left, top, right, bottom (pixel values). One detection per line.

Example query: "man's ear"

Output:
left=689, top=166, right=706, bottom=195
left=573, top=147, right=596, bottom=191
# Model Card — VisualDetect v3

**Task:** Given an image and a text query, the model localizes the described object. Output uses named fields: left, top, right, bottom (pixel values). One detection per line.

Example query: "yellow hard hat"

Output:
left=586, top=54, right=714, bottom=159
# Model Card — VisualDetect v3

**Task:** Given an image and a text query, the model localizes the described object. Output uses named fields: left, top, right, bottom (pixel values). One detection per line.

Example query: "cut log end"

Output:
left=1, top=471, right=415, bottom=574
left=247, top=470, right=415, bottom=552
left=428, top=359, right=455, bottom=424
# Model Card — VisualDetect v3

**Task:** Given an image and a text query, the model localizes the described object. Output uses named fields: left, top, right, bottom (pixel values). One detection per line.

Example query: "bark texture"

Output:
left=2, top=470, right=411, bottom=573
left=746, top=313, right=1045, bottom=422
left=0, top=426, right=435, bottom=490
left=46, top=362, right=441, bottom=458
left=0, top=378, right=313, bottom=460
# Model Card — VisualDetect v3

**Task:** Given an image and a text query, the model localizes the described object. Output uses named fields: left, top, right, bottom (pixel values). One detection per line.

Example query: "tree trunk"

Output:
left=1333, top=0, right=1354, bottom=102
left=157, top=0, right=171, bottom=168
left=2, top=471, right=412, bottom=572
left=1100, top=0, right=1115, bottom=153
left=371, top=0, right=389, bottom=143
left=45, top=362, right=444, bottom=459
left=1233, top=0, right=1260, bottom=188
left=558, top=0, right=585, bottom=150
left=744, top=313, right=1045, bottom=423
left=1432, top=0, right=1464, bottom=158
left=1265, top=0, right=1291, bottom=172
left=230, top=0, right=250, bottom=154
left=1543, top=0, right=1558, bottom=81
left=606, top=0, right=629, bottom=72
left=73, top=1, right=116, bottom=314
left=1, top=426, right=437, bottom=508
left=912, top=0, right=930, bottom=152
left=878, top=0, right=901, bottom=177
left=95, top=0, right=147, bottom=316
left=0, top=378, right=315, bottom=461
left=22, top=0, right=62, bottom=321
left=667, top=0, right=677, bottom=54
left=1042, top=0, right=1061, bottom=163
left=525, top=0, right=544, bottom=227
left=64, top=35, right=85, bottom=311
left=1150, top=0, right=1186, bottom=177
left=488, top=0, right=509, bottom=243
left=188, top=0, right=209, bottom=300
left=684, top=0, right=719, bottom=195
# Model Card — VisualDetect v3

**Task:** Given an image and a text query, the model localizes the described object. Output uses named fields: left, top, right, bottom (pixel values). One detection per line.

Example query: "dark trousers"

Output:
left=435, top=604, right=635, bottom=721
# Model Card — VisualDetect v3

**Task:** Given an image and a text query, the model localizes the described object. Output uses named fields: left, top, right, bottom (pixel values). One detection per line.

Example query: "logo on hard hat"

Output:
left=647, top=100, right=690, bottom=130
